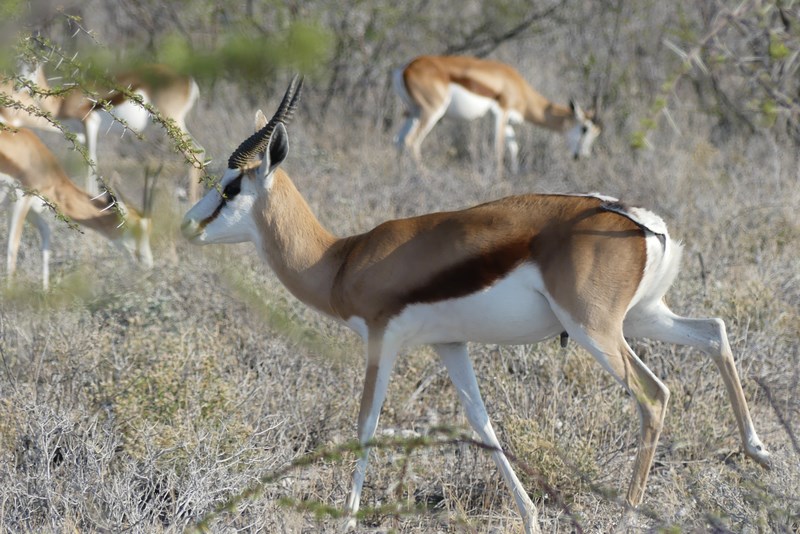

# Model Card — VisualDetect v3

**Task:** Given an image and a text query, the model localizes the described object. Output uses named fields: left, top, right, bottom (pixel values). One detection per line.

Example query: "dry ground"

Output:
left=1, top=80, right=799, bottom=534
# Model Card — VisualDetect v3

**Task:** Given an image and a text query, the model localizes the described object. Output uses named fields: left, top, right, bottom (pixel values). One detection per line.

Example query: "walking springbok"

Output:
left=393, top=55, right=601, bottom=175
left=2, top=63, right=204, bottom=202
left=1, top=127, right=156, bottom=290
left=181, top=77, right=769, bottom=533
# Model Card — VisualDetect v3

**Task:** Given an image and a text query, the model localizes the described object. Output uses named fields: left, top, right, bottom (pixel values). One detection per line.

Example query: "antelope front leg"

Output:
left=82, top=112, right=102, bottom=195
left=493, top=111, right=509, bottom=178
left=434, top=342, right=541, bottom=534
left=6, top=195, right=33, bottom=288
left=344, top=332, right=400, bottom=530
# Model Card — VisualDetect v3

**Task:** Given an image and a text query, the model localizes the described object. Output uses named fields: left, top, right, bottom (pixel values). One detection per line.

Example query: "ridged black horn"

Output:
left=227, top=75, right=304, bottom=169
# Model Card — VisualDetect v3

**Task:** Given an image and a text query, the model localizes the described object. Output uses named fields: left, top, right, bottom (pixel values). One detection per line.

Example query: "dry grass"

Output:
left=2, top=28, right=800, bottom=534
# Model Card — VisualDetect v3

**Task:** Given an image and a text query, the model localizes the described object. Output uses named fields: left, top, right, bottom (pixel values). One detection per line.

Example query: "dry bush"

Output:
left=1, top=1, right=799, bottom=533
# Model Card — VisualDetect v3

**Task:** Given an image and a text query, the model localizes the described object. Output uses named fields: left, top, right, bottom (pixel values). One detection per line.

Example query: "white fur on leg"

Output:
left=434, top=342, right=541, bottom=534
left=344, top=333, right=401, bottom=529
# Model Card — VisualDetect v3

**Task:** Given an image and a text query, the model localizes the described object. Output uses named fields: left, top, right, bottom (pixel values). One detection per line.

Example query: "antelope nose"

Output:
left=181, top=218, right=202, bottom=241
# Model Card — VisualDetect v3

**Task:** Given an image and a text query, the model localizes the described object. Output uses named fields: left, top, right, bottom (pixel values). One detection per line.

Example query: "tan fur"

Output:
left=253, top=169, right=339, bottom=316
left=403, top=55, right=577, bottom=132
left=34, top=64, right=194, bottom=120
left=0, top=128, right=134, bottom=238
left=397, top=55, right=599, bottom=175
left=1, top=127, right=153, bottom=290
left=1, top=64, right=203, bottom=202
left=249, top=173, right=645, bottom=328
left=184, top=124, right=768, bottom=532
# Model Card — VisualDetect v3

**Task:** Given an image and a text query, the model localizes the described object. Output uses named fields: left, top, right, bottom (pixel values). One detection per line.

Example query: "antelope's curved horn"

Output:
left=227, top=75, right=304, bottom=169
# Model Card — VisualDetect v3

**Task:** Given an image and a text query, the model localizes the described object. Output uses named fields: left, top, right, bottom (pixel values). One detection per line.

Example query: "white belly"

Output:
left=445, top=83, right=499, bottom=120
left=386, top=264, right=563, bottom=347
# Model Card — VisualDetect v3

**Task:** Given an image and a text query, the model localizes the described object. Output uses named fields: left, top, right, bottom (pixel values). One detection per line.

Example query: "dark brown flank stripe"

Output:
left=450, top=75, right=498, bottom=100
left=406, top=239, right=531, bottom=305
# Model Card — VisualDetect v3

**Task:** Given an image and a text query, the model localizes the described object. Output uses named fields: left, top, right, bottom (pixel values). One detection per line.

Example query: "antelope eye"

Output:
left=581, top=125, right=589, bottom=134
left=223, top=176, right=242, bottom=198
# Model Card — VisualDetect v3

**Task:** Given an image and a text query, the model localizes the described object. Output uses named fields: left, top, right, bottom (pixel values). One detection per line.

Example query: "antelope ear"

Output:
left=258, top=122, right=289, bottom=184
left=570, top=100, right=586, bottom=122
left=254, top=110, right=268, bottom=131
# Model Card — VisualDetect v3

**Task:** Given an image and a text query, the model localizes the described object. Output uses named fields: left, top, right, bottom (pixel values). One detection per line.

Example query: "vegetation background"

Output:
left=1, top=0, right=798, bottom=532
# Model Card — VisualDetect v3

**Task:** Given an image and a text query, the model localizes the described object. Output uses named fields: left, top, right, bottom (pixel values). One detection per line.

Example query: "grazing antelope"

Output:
left=393, top=55, right=601, bottom=175
left=0, top=127, right=155, bottom=290
left=2, top=63, right=204, bottom=202
left=181, top=78, right=769, bottom=534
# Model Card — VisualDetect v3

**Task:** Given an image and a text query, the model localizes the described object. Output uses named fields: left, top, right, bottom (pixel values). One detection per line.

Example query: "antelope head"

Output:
left=566, top=100, right=601, bottom=160
left=181, top=76, right=303, bottom=245
left=109, top=165, right=159, bottom=268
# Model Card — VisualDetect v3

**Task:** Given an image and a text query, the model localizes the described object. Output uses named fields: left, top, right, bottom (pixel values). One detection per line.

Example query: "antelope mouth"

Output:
left=181, top=218, right=206, bottom=243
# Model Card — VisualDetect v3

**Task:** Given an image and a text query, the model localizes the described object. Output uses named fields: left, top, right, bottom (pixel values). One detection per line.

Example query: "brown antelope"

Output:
left=1, top=63, right=204, bottom=202
left=393, top=55, right=601, bottom=175
left=0, top=127, right=155, bottom=290
left=181, top=77, right=769, bottom=533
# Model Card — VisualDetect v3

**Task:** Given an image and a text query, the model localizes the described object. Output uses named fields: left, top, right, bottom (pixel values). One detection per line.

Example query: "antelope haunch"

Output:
left=0, top=127, right=155, bottom=290
left=181, top=78, right=769, bottom=534
left=393, top=55, right=601, bottom=175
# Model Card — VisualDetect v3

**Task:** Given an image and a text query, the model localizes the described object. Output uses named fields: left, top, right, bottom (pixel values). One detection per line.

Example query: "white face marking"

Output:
left=385, top=264, right=562, bottom=348
left=566, top=120, right=601, bottom=159
left=181, top=167, right=262, bottom=245
left=445, top=83, right=498, bottom=120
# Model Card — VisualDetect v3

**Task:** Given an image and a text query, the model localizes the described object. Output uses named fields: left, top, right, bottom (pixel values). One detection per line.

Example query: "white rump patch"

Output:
left=602, top=203, right=668, bottom=236
left=628, top=235, right=683, bottom=312
left=566, top=193, right=668, bottom=237
left=392, top=67, right=415, bottom=110
left=571, top=191, right=619, bottom=203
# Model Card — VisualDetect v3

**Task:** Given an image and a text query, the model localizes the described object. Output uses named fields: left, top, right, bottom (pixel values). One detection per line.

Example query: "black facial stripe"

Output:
left=199, top=174, right=243, bottom=230
left=223, top=175, right=243, bottom=199
left=199, top=203, right=223, bottom=230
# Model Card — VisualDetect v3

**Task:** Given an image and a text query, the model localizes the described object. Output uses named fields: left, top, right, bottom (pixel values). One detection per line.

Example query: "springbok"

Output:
left=1, top=63, right=204, bottom=202
left=0, top=127, right=156, bottom=290
left=393, top=55, right=601, bottom=175
left=181, top=77, right=769, bottom=533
